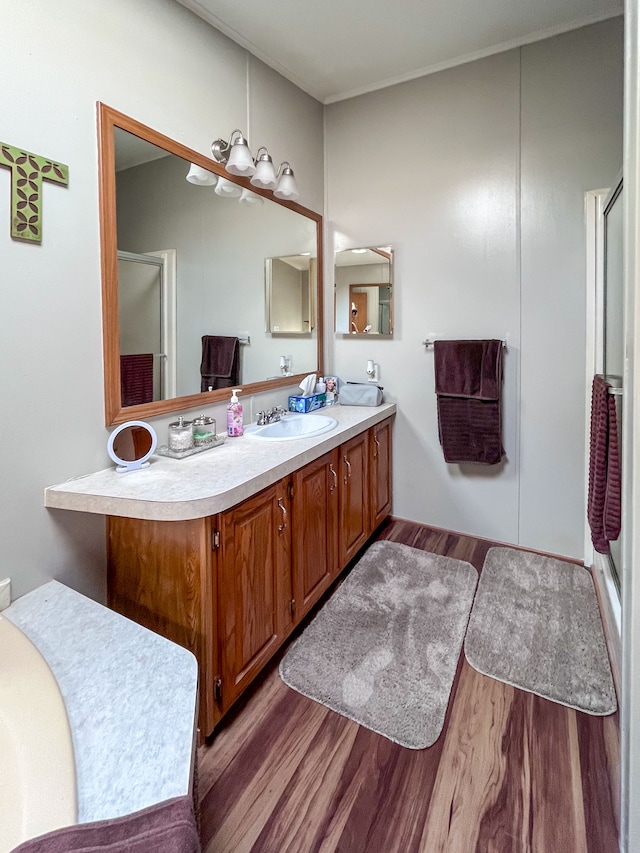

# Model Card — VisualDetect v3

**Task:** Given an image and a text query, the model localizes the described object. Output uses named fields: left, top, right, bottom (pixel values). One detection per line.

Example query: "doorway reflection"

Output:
left=335, top=247, right=393, bottom=335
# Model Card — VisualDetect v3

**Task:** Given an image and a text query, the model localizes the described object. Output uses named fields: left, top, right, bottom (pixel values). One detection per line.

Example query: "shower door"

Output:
left=602, top=175, right=624, bottom=594
left=117, top=249, right=177, bottom=402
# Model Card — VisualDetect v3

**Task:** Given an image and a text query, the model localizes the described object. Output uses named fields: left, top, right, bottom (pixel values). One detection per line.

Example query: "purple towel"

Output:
left=120, top=353, right=154, bottom=407
left=434, top=339, right=504, bottom=465
left=200, top=335, right=240, bottom=392
left=10, top=797, right=200, bottom=853
left=588, top=375, right=622, bottom=554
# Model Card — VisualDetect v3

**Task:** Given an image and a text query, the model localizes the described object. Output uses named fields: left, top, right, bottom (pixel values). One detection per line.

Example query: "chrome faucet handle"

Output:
left=256, top=411, right=266, bottom=425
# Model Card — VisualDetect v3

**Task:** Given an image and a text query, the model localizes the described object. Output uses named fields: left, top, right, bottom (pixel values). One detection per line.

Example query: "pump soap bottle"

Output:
left=227, top=388, right=244, bottom=437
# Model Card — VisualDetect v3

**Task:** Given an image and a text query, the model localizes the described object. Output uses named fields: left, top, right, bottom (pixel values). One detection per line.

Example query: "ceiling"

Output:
left=177, top=0, right=622, bottom=103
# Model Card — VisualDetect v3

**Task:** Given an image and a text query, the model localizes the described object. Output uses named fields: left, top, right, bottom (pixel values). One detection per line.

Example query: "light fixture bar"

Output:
left=210, top=133, right=299, bottom=198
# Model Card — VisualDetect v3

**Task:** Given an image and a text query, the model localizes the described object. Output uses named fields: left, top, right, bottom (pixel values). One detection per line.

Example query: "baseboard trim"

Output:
left=387, top=517, right=584, bottom=565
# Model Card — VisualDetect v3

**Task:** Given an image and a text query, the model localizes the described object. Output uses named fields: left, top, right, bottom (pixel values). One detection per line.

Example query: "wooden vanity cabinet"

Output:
left=291, top=449, right=340, bottom=621
left=339, top=431, right=370, bottom=566
left=107, top=417, right=394, bottom=737
left=107, top=515, right=220, bottom=734
left=370, top=418, right=393, bottom=530
left=217, top=479, right=292, bottom=712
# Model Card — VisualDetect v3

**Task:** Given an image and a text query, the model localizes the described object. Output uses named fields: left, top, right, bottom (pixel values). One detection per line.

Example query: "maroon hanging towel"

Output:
left=200, top=335, right=240, bottom=391
left=120, top=353, right=154, bottom=407
left=587, top=375, right=622, bottom=554
left=434, top=339, right=505, bottom=465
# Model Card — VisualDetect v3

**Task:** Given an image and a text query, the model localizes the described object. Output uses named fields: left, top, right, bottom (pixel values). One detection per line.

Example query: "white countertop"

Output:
left=4, top=581, right=198, bottom=825
left=44, top=403, right=396, bottom=521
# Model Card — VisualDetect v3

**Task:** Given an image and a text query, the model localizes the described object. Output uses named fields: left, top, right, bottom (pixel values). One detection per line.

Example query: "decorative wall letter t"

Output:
left=0, top=142, right=69, bottom=243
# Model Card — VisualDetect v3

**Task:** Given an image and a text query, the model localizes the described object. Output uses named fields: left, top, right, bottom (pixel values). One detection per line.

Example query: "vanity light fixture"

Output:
left=250, top=147, right=278, bottom=189
left=273, top=162, right=299, bottom=201
left=239, top=188, right=264, bottom=207
left=211, top=131, right=299, bottom=200
left=214, top=176, right=242, bottom=198
left=186, top=163, right=217, bottom=186
left=211, top=129, right=255, bottom=176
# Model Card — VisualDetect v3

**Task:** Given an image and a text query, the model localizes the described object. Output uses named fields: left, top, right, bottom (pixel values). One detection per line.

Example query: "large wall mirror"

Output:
left=334, top=247, right=393, bottom=336
left=98, top=103, right=323, bottom=425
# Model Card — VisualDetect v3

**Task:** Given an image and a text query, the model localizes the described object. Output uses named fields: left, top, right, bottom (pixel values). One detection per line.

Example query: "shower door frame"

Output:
left=584, top=185, right=622, bottom=693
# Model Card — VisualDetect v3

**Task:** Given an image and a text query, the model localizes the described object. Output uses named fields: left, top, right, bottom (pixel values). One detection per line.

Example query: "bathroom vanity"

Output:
left=45, top=404, right=395, bottom=736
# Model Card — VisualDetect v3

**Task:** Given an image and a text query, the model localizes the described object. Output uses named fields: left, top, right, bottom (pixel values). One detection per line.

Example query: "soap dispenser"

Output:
left=227, top=388, right=244, bottom=437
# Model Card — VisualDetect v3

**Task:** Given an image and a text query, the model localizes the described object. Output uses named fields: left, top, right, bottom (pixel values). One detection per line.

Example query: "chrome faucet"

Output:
left=256, top=406, right=287, bottom=425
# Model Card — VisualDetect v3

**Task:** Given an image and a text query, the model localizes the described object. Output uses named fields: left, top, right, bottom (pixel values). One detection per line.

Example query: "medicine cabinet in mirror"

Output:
left=98, top=103, right=324, bottom=426
left=334, top=247, right=393, bottom=336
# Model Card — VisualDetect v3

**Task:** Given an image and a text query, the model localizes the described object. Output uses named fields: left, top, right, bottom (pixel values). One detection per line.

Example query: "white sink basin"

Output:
left=245, top=413, right=338, bottom=441
left=0, top=615, right=77, bottom=851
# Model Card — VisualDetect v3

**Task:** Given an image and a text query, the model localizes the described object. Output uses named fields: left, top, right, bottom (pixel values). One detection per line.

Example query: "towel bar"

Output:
left=422, top=338, right=507, bottom=349
left=607, top=387, right=623, bottom=396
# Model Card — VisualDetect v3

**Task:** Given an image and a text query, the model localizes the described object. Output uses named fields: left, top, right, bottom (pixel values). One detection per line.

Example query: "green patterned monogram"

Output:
left=0, top=143, right=69, bottom=243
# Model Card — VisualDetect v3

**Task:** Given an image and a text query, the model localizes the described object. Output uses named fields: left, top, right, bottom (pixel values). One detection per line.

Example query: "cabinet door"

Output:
left=292, top=449, right=340, bottom=619
left=107, top=516, right=219, bottom=736
left=217, top=480, right=292, bottom=711
left=370, top=418, right=393, bottom=530
left=339, top=431, right=370, bottom=566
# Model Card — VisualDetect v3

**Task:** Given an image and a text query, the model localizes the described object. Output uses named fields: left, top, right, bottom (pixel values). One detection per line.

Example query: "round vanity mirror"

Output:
left=107, top=421, right=157, bottom=473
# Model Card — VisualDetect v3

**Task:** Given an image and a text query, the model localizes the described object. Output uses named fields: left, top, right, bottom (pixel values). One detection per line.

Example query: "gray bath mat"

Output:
left=464, top=547, right=616, bottom=715
left=279, top=541, right=478, bottom=749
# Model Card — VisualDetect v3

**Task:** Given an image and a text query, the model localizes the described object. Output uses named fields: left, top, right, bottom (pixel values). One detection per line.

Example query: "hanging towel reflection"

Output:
left=200, top=335, right=240, bottom=391
left=120, top=353, right=154, bottom=407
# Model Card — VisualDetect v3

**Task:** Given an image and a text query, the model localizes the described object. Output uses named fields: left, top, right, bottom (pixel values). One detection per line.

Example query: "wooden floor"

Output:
left=198, top=519, right=620, bottom=853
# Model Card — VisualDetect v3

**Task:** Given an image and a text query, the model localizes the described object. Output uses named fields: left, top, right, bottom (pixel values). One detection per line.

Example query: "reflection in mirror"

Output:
left=334, top=247, right=393, bottom=336
left=99, top=104, right=323, bottom=425
left=108, top=421, right=157, bottom=473
left=265, top=254, right=315, bottom=334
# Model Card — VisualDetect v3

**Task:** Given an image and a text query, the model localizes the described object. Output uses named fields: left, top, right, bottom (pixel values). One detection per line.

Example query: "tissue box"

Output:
left=288, top=393, right=327, bottom=413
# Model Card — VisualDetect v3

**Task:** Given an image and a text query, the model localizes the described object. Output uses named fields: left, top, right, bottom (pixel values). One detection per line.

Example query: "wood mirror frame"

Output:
left=98, top=103, right=324, bottom=426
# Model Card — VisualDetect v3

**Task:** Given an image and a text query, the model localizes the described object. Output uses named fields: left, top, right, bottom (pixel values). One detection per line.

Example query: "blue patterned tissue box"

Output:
left=288, top=393, right=327, bottom=413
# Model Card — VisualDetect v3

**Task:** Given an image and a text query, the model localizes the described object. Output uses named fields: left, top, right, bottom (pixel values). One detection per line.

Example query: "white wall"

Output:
left=325, top=19, right=623, bottom=558
left=0, top=0, right=323, bottom=601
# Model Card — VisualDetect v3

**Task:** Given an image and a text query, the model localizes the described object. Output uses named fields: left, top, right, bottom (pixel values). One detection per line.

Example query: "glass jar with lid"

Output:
left=168, top=416, right=193, bottom=452
left=192, top=414, right=217, bottom=447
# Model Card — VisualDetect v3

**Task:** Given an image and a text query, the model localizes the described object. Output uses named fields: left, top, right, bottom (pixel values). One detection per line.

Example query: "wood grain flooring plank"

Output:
left=202, top=689, right=329, bottom=853
left=527, top=697, right=588, bottom=853
left=251, top=709, right=361, bottom=852
left=474, top=686, right=533, bottom=853
left=329, top=726, right=445, bottom=853
left=197, top=664, right=283, bottom=793
left=576, top=711, right=620, bottom=853
left=603, top=713, right=621, bottom=835
left=418, top=661, right=519, bottom=853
